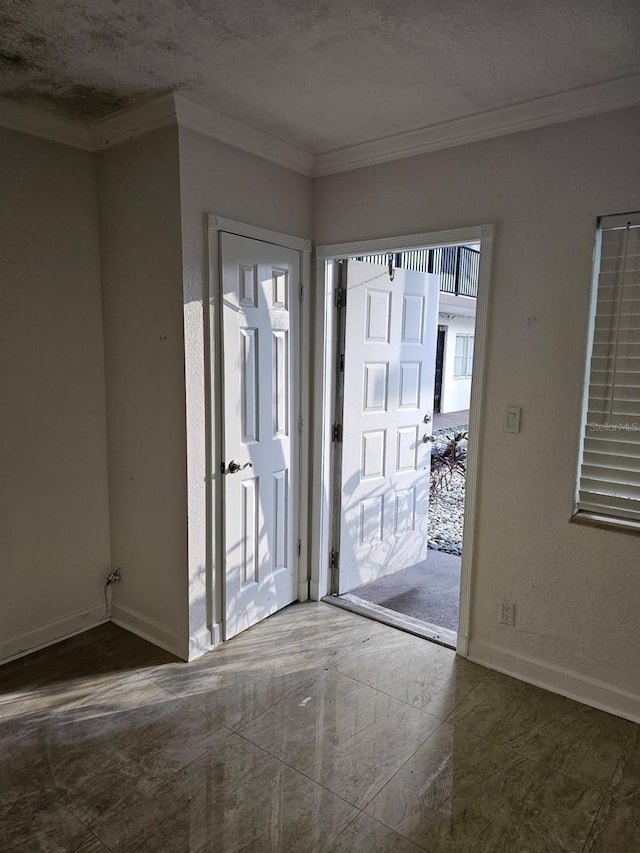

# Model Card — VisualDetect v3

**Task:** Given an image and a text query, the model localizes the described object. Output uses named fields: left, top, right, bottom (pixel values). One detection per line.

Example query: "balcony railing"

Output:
left=355, top=245, right=479, bottom=298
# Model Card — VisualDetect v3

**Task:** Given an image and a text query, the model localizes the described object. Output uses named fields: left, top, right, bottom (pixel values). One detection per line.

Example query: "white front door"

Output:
left=339, top=260, right=439, bottom=593
left=220, top=232, right=299, bottom=639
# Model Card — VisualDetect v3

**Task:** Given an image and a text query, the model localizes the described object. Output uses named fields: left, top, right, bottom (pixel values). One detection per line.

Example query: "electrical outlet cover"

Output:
left=499, top=598, right=516, bottom=626
left=503, top=406, right=521, bottom=433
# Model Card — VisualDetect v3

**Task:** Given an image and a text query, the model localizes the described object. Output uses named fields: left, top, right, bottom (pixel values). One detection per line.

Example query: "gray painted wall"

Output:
left=177, top=127, right=313, bottom=657
left=97, top=126, right=190, bottom=657
left=2, top=103, right=638, bottom=712
left=0, top=128, right=111, bottom=658
left=315, top=105, right=640, bottom=697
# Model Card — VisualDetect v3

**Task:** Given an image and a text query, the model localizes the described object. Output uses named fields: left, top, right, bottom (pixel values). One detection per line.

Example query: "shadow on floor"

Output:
left=0, top=623, right=178, bottom=697
left=347, top=550, right=461, bottom=632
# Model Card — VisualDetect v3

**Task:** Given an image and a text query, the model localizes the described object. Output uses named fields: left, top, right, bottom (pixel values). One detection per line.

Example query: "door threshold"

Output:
left=323, top=593, right=457, bottom=649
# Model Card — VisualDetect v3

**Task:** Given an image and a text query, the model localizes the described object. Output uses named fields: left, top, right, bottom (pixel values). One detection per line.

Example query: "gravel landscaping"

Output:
left=427, top=433, right=467, bottom=556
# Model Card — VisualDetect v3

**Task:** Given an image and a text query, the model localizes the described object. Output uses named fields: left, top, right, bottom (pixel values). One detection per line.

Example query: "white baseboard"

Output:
left=468, top=639, right=640, bottom=724
left=456, top=633, right=469, bottom=658
left=0, top=605, right=107, bottom=665
left=298, top=579, right=310, bottom=602
left=309, top=578, right=321, bottom=601
left=110, top=603, right=187, bottom=661
left=210, top=621, right=222, bottom=648
left=188, top=623, right=220, bottom=661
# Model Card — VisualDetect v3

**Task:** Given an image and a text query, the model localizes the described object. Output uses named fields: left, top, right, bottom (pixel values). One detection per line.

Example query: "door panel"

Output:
left=339, top=260, right=439, bottom=592
left=220, top=232, right=299, bottom=640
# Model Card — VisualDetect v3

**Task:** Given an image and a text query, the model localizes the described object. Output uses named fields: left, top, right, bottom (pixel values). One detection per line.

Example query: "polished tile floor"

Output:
left=0, top=603, right=638, bottom=852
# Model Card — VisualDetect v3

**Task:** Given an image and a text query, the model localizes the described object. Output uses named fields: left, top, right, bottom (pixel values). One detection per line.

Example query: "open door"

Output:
left=338, top=260, right=439, bottom=593
left=220, top=231, right=299, bottom=640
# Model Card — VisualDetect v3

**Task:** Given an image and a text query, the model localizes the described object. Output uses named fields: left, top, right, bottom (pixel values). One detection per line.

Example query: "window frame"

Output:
left=573, top=212, right=640, bottom=533
left=453, top=333, right=474, bottom=379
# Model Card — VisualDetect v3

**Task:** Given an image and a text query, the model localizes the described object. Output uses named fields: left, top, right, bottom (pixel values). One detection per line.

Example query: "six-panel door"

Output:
left=220, top=232, right=299, bottom=639
left=339, top=260, right=439, bottom=593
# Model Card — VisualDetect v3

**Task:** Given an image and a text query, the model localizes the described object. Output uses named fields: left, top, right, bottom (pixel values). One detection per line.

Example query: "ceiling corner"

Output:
left=88, top=93, right=179, bottom=151
left=173, top=93, right=314, bottom=177
left=0, top=98, right=92, bottom=150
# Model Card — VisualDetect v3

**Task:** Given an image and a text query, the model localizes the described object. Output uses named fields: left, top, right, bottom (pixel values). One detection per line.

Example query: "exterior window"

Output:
left=454, top=334, right=474, bottom=378
left=576, top=213, right=640, bottom=527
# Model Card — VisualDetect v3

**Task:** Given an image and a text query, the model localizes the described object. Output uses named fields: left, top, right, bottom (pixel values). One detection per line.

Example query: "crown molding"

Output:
left=0, top=99, right=92, bottom=150
left=88, top=93, right=177, bottom=150
left=1, top=74, right=639, bottom=177
left=313, top=74, right=640, bottom=176
left=174, top=94, right=314, bottom=176
left=90, top=92, right=315, bottom=176
left=0, top=94, right=176, bottom=152
left=0, top=92, right=314, bottom=175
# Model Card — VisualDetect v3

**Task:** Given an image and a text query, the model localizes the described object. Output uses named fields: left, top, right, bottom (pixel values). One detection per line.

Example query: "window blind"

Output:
left=454, top=334, right=474, bottom=378
left=577, top=213, right=640, bottom=523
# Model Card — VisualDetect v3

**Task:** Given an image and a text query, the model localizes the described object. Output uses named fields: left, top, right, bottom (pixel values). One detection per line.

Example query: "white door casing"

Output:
left=220, top=232, right=299, bottom=639
left=339, top=260, right=439, bottom=592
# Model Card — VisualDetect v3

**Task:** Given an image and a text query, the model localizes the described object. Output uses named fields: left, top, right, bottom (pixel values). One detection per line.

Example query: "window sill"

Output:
left=570, top=511, right=640, bottom=537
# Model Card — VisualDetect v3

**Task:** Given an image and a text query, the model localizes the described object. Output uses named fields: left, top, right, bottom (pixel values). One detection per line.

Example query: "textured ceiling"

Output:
left=1, top=0, right=639, bottom=153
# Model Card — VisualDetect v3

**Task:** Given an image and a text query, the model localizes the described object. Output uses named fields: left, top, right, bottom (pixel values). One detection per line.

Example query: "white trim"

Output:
left=457, top=226, right=494, bottom=659
left=314, top=74, right=640, bottom=175
left=206, top=215, right=311, bottom=645
left=316, top=225, right=491, bottom=259
left=298, top=580, right=310, bottom=601
left=329, top=594, right=457, bottom=648
left=188, top=624, right=217, bottom=661
left=0, top=93, right=314, bottom=175
left=206, top=222, right=224, bottom=653
left=601, top=212, right=640, bottom=230
left=208, top=215, right=311, bottom=253
left=468, top=639, right=640, bottom=724
left=89, top=93, right=177, bottom=150
left=2, top=76, right=638, bottom=174
left=571, top=510, right=640, bottom=536
left=311, top=225, right=495, bottom=663
left=0, top=99, right=92, bottom=150
left=311, top=257, right=338, bottom=599
left=309, top=580, right=322, bottom=601
left=456, top=634, right=469, bottom=657
left=0, top=605, right=106, bottom=665
left=210, top=622, right=223, bottom=647
left=174, top=95, right=314, bottom=176
left=110, top=603, right=186, bottom=660
left=297, top=245, right=313, bottom=603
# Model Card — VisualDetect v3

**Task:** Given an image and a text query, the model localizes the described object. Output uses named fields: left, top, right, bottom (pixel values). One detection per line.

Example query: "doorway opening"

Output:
left=314, top=228, right=492, bottom=654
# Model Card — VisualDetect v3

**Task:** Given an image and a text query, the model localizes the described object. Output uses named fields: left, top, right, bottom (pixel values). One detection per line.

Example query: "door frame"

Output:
left=207, top=216, right=312, bottom=644
left=311, top=224, right=495, bottom=658
left=433, top=324, right=447, bottom=414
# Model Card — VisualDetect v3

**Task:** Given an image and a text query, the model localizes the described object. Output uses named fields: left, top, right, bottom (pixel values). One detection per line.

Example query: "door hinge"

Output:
left=299, top=284, right=304, bottom=303
left=332, top=423, right=343, bottom=442
left=330, top=549, right=339, bottom=570
left=297, top=539, right=302, bottom=558
left=298, top=415, right=303, bottom=434
left=334, top=288, right=347, bottom=309
left=339, top=353, right=345, bottom=373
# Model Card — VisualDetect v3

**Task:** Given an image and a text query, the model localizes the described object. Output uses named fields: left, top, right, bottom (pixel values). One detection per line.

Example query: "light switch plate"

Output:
left=503, top=406, right=521, bottom=433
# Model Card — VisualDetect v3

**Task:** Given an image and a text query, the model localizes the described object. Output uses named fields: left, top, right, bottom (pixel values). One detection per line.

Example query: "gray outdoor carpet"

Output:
left=347, top=550, right=461, bottom=631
